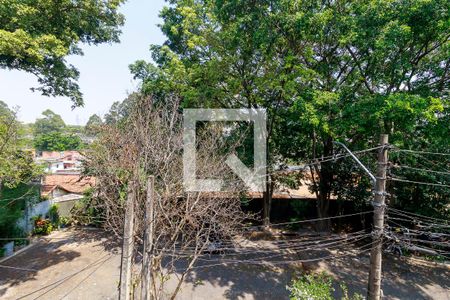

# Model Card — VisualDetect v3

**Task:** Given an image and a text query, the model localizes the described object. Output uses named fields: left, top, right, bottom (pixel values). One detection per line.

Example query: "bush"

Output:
left=32, top=216, right=53, bottom=235
left=48, top=204, right=59, bottom=224
left=0, top=183, right=40, bottom=245
left=58, top=216, right=72, bottom=227
left=288, top=272, right=363, bottom=300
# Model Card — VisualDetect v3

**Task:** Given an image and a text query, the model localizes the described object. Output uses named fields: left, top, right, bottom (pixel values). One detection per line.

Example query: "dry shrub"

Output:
left=84, top=96, right=251, bottom=298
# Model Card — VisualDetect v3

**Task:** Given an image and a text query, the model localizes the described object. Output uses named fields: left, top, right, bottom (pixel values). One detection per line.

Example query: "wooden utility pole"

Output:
left=367, top=134, right=389, bottom=300
left=141, top=176, right=155, bottom=300
left=119, top=183, right=136, bottom=300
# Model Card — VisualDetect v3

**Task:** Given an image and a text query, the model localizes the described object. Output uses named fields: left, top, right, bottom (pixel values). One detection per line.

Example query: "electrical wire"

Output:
left=394, top=149, right=450, bottom=156
left=160, top=231, right=371, bottom=257
left=388, top=207, right=450, bottom=224
left=243, top=210, right=372, bottom=229
left=190, top=240, right=377, bottom=270
left=14, top=254, right=112, bottom=299
left=391, top=165, right=450, bottom=176
left=389, top=177, right=450, bottom=188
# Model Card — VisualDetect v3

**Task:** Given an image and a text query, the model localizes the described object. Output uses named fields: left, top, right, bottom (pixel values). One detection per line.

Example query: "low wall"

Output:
left=16, top=199, right=55, bottom=234
left=56, top=199, right=78, bottom=217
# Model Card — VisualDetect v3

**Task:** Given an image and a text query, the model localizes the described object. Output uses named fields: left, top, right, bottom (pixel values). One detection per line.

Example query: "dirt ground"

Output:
left=0, top=228, right=448, bottom=299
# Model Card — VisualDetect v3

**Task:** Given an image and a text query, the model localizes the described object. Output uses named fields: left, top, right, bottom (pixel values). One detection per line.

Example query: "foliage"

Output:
left=132, top=0, right=450, bottom=223
left=66, top=125, right=85, bottom=135
left=0, top=207, right=23, bottom=245
left=288, top=272, right=363, bottom=300
left=34, top=131, right=83, bottom=151
left=0, top=0, right=126, bottom=106
left=85, top=114, right=103, bottom=136
left=104, top=92, right=140, bottom=126
left=34, top=109, right=66, bottom=135
left=85, top=96, right=249, bottom=299
left=1, top=102, right=41, bottom=189
left=58, top=216, right=71, bottom=227
left=0, top=184, right=40, bottom=244
left=70, top=188, right=104, bottom=227
left=0, top=102, right=41, bottom=244
left=48, top=204, right=59, bottom=224
left=32, top=216, right=53, bottom=235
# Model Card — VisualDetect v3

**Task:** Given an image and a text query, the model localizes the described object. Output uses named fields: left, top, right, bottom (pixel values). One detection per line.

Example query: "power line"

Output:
left=393, top=150, right=450, bottom=175
left=146, top=229, right=368, bottom=252
left=276, top=145, right=382, bottom=174
left=15, top=254, right=112, bottom=299
left=388, top=210, right=449, bottom=224
left=191, top=240, right=377, bottom=270
left=388, top=207, right=450, bottom=223
left=243, top=210, right=372, bottom=229
left=394, top=149, right=450, bottom=156
left=195, top=233, right=372, bottom=263
left=387, top=216, right=450, bottom=229
left=220, top=145, right=382, bottom=185
left=390, top=177, right=450, bottom=188
left=161, top=231, right=372, bottom=256
left=0, top=264, right=38, bottom=272
left=59, top=255, right=114, bottom=299
left=392, top=165, right=450, bottom=176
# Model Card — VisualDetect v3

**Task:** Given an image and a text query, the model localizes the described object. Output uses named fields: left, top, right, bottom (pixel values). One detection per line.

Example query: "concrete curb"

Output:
left=0, top=241, right=38, bottom=264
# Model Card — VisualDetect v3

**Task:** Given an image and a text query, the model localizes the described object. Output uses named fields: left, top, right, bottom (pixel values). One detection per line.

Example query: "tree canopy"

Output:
left=131, top=0, right=450, bottom=221
left=34, top=131, right=82, bottom=151
left=34, top=109, right=65, bottom=135
left=0, top=101, right=39, bottom=189
left=85, top=114, right=103, bottom=135
left=0, top=0, right=125, bottom=106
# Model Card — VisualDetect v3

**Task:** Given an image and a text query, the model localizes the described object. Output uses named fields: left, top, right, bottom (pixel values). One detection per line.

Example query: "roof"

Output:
left=41, top=174, right=96, bottom=197
left=37, top=151, right=83, bottom=162
left=52, top=193, right=84, bottom=203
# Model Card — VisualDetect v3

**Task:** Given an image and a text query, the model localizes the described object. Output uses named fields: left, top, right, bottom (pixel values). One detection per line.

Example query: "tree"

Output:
left=34, top=109, right=65, bottom=135
left=131, top=0, right=449, bottom=227
left=83, top=96, right=248, bottom=298
left=104, top=93, right=139, bottom=125
left=0, top=0, right=125, bottom=106
left=85, top=114, right=103, bottom=135
left=34, top=132, right=82, bottom=151
left=0, top=101, right=41, bottom=243
left=0, top=101, right=40, bottom=191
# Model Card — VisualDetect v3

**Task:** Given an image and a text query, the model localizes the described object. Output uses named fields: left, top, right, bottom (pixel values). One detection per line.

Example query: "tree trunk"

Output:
left=262, top=174, right=273, bottom=226
left=316, top=137, right=333, bottom=232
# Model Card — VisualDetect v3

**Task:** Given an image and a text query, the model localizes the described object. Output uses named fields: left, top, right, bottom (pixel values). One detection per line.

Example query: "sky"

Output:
left=0, top=0, right=166, bottom=125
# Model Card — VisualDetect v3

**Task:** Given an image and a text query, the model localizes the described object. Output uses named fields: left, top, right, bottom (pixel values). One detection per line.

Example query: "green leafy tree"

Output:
left=104, top=93, right=139, bottom=125
left=0, top=0, right=125, bottom=106
left=34, top=132, right=82, bottom=151
left=34, top=109, right=65, bottom=135
left=0, top=102, right=41, bottom=243
left=104, top=102, right=121, bottom=125
left=131, top=0, right=449, bottom=225
left=0, top=101, right=41, bottom=190
left=85, top=114, right=103, bottom=135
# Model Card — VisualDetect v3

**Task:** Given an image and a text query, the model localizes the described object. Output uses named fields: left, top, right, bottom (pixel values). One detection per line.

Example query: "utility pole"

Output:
left=333, top=136, right=389, bottom=299
left=367, top=134, right=389, bottom=300
left=119, top=183, right=136, bottom=300
left=141, top=176, right=155, bottom=300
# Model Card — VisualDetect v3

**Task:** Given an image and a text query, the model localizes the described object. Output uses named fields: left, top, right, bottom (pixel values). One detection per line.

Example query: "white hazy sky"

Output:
left=0, top=0, right=166, bottom=125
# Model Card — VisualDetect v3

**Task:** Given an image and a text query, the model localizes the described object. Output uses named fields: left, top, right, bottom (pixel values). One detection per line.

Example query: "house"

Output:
left=41, top=174, right=96, bottom=199
left=35, top=151, right=84, bottom=174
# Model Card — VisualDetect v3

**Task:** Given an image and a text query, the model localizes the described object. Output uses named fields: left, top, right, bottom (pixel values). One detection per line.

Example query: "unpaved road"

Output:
left=0, top=228, right=448, bottom=299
